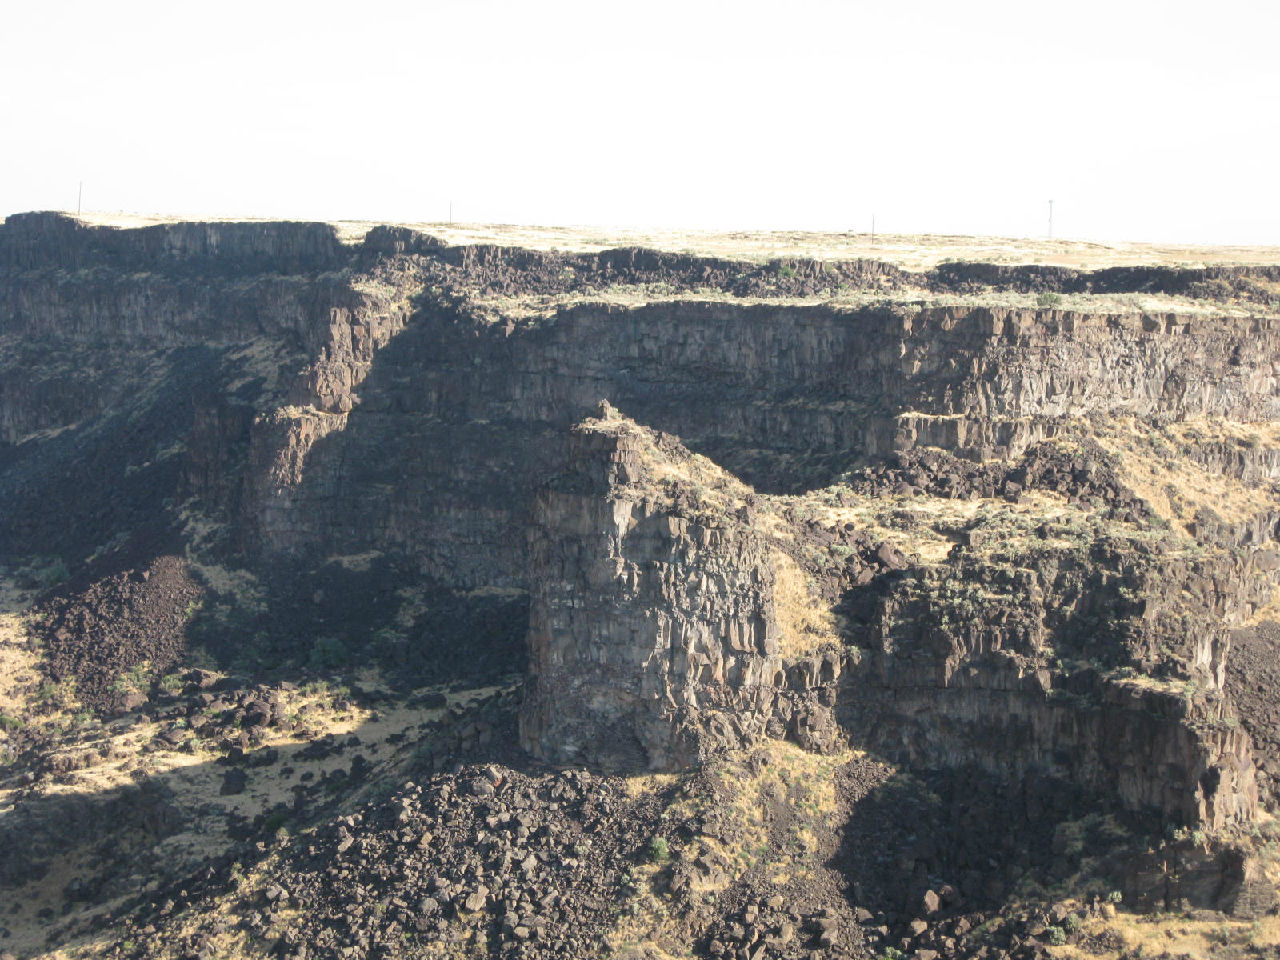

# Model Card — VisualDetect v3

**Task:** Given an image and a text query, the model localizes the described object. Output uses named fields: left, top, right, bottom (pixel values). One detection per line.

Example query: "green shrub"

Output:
left=308, top=635, right=349, bottom=671
left=1046, top=925, right=1067, bottom=946
left=38, top=558, right=70, bottom=588
left=1037, top=292, right=1063, bottom=308
left=158, top=673, right=185, bottom=694
left=646, top=836, right=670, bottom=864
left=36, top=681, right=74, bottom=707
left=261, top=810, right=290, bottom=838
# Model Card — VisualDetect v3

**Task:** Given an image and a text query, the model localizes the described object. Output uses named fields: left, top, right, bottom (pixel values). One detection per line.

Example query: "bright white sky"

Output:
left=3, top=0, right=1277, bottom=244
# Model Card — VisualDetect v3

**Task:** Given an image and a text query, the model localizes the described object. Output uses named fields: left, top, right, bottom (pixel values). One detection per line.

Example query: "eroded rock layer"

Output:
left=4, top=211, right=1280, bottom=841
left=521, top=409, right=843, bottom=770
left=520, top=413, right=1261, bottom=829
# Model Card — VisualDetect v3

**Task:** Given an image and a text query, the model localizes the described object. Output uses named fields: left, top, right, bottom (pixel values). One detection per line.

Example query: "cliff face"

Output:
left=4, top=212, right=1280, bottom=838
left=520, top=412, right=843, bottom=771
left=518, top=413, right=1260, bottom=829
left=248, top=300, right=1280, bottom=587
left=7, top=215, right=1280, bottom=575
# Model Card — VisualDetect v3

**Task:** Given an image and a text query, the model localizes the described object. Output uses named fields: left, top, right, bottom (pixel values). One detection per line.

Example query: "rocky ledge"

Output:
left=522, top=409, right=1260, bottom=832
left=6, top=214, right=1280, bottom=955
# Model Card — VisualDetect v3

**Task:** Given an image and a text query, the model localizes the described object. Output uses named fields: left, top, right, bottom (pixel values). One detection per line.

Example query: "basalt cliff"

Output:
left=4, top=213, right=1280, bottom=960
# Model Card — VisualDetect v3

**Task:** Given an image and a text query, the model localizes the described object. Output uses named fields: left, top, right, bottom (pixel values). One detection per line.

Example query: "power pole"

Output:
left=77, top=181, right=82, bottom=216
left=448, top=200, right=453, bottom=225
left=870, top=213, right=876, bottom=247
left=1048, top=199, right=1054, bottom=239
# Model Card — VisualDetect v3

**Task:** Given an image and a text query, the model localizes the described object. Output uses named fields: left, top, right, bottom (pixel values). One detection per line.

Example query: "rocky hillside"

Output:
left=4, top=212, right=1280, bottom=960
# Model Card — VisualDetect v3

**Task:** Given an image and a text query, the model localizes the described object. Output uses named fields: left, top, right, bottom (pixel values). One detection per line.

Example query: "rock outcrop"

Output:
left=520, top=409, right=842, bottom=770
left=4, top=212, right=1279, bottom=836
left=7, top=214, right=1280, bottom=586
left=520, top=412, right=1260, bottom=827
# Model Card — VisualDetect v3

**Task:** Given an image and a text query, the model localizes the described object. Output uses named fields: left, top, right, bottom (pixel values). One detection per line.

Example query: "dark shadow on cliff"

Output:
left=1226, top=620, right=1280, bottom=813
left=828, top=762, right=1150, bottom=918
left=715, top=555, right=1265, bottom=952
left=267, top=293, right=913, bottom=602
left=0, top=344, right=245, bottom=570
left=191, top=289, right=910, bottom=681
left=185, top=556, right=529, bottom=692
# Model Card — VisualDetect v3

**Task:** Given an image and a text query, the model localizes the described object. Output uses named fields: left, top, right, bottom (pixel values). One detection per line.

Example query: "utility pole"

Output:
left=77, top=181, right=82, bottom=216
left=1048, top=199, right=1054, bottom=239
left=449, top=200, right=453, bottom=225
left=870, top=213, right=875, bottom=247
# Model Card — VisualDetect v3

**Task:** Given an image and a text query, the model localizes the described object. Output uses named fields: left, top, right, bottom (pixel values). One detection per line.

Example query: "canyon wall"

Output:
left=7, top=214, right=1280, bottom=583
left=518, top=414, right=1259, bottom=828
left=519, top=412, right=843, bottom=771
left=4, top=212, right=1280, bottom=832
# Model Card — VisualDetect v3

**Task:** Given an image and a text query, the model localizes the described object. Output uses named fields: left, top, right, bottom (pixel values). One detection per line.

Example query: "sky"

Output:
left=2, top=0, right=1278, bottom=245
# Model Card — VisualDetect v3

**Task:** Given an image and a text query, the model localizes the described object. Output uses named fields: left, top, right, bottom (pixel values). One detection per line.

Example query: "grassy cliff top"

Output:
left=62, top=211, right=1280, bottom=271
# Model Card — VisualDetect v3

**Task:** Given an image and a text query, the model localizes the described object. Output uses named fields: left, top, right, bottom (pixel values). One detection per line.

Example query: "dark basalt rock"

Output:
left=5, top=214, right=1280, bottom=957
left=519, top=414, right=1259, bottom=829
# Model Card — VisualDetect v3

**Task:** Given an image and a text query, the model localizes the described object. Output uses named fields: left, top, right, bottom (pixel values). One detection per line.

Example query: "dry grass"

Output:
left=1165, top=416, right=1280, bottom=453
left=1248, top=584, right=1280, bottom=626
left=185, top=559, right=264, bottom=610
left=222, top=338, right=300, bottom=397
left=0, top=666, right=477, bottom=958
left=0, top=560, right=47, bottom=615
left=805, top=493, right=973, bottom=564
left=324, top=551, right=385, bottom=573
left=603, top=857, right=692, bottom=960
left=1, top=676, right=388, bottom=822
left=0, top=612, right=37, bottom=718
left=606, top=742, right=855, bottom=958
left=584, top=410, right=787, bottom=538
left=1049, top=911, right=1280, bottom=959
left=0, top=845, right=126, bottom=958
left=772, top=552, right=840, bottom=657
left=0, top=596, right=94, bottom=747
left=1093, top=416, right=1280, bottom=535
left=681, top=742, right=853, bottom=897
left=470, top=284, right=1271, bottom=321
left=756, top=739, right=849, bottom=817
left=806, top=486, right=1084, bottom=566
left=621, top=772, right=680, bottom=799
